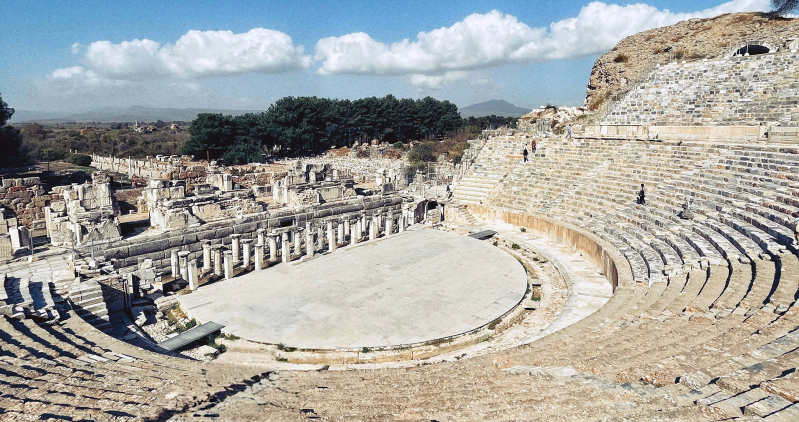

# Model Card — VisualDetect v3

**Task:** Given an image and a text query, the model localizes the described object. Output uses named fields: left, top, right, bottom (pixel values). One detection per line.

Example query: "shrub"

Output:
left=361, top=347, right=370, bottom=353
left=520, top=227, right=527, bottom=233
left=69, top=153, right=92, bottom=167
left=613, top=53, right=629, bottom=63
left=588, top=97, right=605, bottom=112
left=511, top=243, right=521, bottom=250
left=393, top=141, right=403, bottom=149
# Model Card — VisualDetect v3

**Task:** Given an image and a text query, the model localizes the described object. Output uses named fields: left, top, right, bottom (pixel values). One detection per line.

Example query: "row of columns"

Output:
left=174, top=207, right=415, bottom=290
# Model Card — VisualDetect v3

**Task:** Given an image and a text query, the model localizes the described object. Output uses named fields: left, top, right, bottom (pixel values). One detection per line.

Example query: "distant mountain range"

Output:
left=9, top=106, right=264, bottom=124
left=460, top=100, right=530, bottom=118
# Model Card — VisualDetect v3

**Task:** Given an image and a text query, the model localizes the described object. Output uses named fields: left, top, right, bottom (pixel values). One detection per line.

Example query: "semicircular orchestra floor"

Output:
left=178, top=228, right=528, bottom=349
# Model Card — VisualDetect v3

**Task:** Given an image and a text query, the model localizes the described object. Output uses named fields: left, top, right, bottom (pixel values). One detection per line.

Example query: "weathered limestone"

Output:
left=294, top=230, right=302, bottom=255
left=337, top=221, right=344, bottom=246
left=171, top=249, right=179, bottom=279
left=281, top=232, right=290, bottom=263
left=188, top=259, right=199, bottom=291
left=399, top=209, right=406, bottom=233
left=370, top=215, right=378, bottom=241
left=257, top=228, right=265, bottom=245
left=242, top=239, right=252, bottom=268
left=268, top=235, right=277, bottom=261
left=385, top=213, right=393, bottom=236
left=353, top=219, right=361, bottom=244
left=327, top=221, right=336, bottom=253
left=46, top=173, right=121, bottom=246
left=144, top=178, right=261, bottom=231
left=305, top=224, right=314, bottom=258
left=212, top=246, right=223, bottom=277
left=254, top=242, right=264, bottom=271
left=178, top=251, right=190, bottom=280
left=202, top=240, right=212, bottom=271
left=317, top=226, right=324, bottom=250
left=223, top=251, right=233, bottom=280
left=343, top=219, right=351, bottom=243
left=231, top=234, right=242, bottom=265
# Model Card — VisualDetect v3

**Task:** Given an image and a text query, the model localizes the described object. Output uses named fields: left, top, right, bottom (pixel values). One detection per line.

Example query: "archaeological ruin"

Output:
left=3, top=12, right=799, bottom=422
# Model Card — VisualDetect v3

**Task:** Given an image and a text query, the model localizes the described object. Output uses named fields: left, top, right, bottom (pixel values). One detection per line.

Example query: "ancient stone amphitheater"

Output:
left=4, top=24, right=799, bottom=422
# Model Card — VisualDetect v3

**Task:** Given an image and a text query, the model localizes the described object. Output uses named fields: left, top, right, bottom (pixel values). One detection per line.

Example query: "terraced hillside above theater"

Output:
left=586, top=12, right=799, bottom=110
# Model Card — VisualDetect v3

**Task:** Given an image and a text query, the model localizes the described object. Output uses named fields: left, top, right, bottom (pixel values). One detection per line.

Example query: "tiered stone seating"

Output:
left=0, top=311, right=267, bottom=421
left=2, top=130, right=799, bottom=419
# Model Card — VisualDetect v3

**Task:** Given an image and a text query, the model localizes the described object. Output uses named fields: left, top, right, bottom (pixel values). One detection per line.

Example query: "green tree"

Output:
left=0, top=93, right=24, bottom=168
left=182, top=113, right=236, bottom=160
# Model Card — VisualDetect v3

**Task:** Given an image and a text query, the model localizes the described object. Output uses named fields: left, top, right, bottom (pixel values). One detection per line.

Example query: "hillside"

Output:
left=460, top=100, right=530, bottom=118
left=586, top=12, right=799, bottom=109
left=10, top=105, right=263, bottom=124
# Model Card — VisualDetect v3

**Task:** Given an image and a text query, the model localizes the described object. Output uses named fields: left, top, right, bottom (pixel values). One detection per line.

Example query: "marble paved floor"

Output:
left=179, top=228, right=527, bottom=349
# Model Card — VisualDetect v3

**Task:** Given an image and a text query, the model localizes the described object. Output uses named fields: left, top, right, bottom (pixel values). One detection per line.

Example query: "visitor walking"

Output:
left=637, top=183, right=647, bottom=205
left=531, top=139, right=537, bottom=154
left=566, top=124, right=572, bottom=139
left=523, top=147, right=529, bottom=163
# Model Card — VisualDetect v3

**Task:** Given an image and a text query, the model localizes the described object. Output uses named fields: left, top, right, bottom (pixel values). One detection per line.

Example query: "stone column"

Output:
left=337, top=221, right=344, bottom=246
left=317, top=226, right=325, bottom=250
left=231, top=234, right=242, bottom=265
left=281, top=232, right=290, bottom=263
left=327, top=220, right=336, bottom=253
left=268, top=235, right=277, bottom=261
left=257, top=228, right=265, bottom=245
left=294, top=230, right=302, bottom=255
left=242, top=239, right=252, bottom=268
left=202, top=240, right=212, bottom=271
left=344, top=219, right=351, bottom=243
left=170, top=249, right=179, bottom=279
left=188, top=259, right=199, bottom=291
left=255, top=242, right=264, bottom=271
left=353, top=221, right=361, bottom=244
left=223, top=251, right=233, bottom=280
left=305, top=222, right=314, bottom=257
left=370, top=215, right=378, bottom=240
left=178, top=251, right=190, bottom=280
left=408, top=205, right=415, bottom=226
left=305, top=226, right=314, bottom=258
left=212, top=246, right=223, bottom=277
left=385, top=212, right=393, bottom=236
left=399, top=209, right=406, bottom=233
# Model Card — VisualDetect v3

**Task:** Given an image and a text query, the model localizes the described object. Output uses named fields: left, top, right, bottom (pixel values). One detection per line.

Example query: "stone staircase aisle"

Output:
left=68, top=280, right=112, bottom=333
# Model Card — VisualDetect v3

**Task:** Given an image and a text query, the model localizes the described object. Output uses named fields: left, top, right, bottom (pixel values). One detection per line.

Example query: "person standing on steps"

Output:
left=531, top=139, right=537, bottom=154
left=523, top=147, right=528, bottom=163
left=637, top=183, right=647, bottom=205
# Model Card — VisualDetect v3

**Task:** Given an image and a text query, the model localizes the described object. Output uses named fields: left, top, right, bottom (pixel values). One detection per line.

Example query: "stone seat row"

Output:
left=1, top=275, right=58, bottom=322
left=0, top=310, right=264, bottom=421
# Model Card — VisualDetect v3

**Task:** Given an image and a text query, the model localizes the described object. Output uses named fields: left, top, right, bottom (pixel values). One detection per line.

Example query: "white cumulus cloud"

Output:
left=315, top=0, right=770, bottom=87
left=54, top=28, right=312, bottom=82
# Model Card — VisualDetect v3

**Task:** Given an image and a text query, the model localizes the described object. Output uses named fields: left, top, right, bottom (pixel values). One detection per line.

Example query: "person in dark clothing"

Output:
left=637, top=183, right=647, bottom=205
left=523, top=148, right=529, bottom=163
left=531, top=139, right=537, bottom=154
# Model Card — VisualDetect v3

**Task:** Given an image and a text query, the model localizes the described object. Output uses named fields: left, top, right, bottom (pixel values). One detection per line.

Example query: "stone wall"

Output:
left=600, top=50, right=799, bottom=127
left=466, top=206, right=630, bottom=292
left=0, top=177, right=50, bottom=228
left=46, top=174, right=121, bottom=247
left=90, top=154, right=207, bottom=184
left=75, top=195, right=405, bottom=273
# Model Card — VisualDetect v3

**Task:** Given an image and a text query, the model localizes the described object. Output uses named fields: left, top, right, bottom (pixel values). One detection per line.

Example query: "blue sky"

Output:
left=0, top=0, right=771, bottom=115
